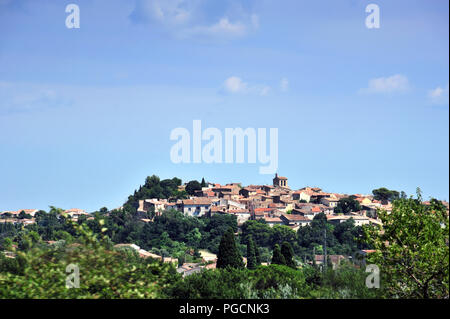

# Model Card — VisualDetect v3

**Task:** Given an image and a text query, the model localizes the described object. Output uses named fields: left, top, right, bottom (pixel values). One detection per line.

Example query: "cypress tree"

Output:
left=271, top=244, right=286, bottom=265
left=216, top=228, right=244, bottom=269
left=281, top=241, right=296, bottom=268
left=246, top=236, right=257, bottom=270
left=201, top=177, right=207, bottom=188
left=253, top=239, right=261, bottom=266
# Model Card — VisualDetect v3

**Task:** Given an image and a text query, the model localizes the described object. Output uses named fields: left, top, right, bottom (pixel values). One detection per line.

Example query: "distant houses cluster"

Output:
left=133, top=173, right=395, bottom=231
left=5, top=174, right=448, bottom=231
left=0, top=208, right=92, bottom=225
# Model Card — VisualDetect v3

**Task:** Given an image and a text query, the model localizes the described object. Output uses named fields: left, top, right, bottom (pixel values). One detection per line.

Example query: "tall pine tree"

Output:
left=253, top=239, right=261, bottom=266
left=281, top=241, right=296, bottom=268
left=246, top=236, right=257, bottom=270
left=271, top=244, right=286, bottom=265
left=217, top=228, right=244, bottom=269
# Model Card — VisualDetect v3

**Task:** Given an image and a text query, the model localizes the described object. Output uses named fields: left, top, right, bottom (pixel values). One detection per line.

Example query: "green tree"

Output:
left=372, top=187, right=400, bottom=205
left=281, top=242, right=296, bottom=268
left=270, top=224, right=297, bottom=246
left=201, top=178, right=207, bottom=188
left=216, top=228, right=244, bottom=269
left=124, top=175, right=185, bottom=208
left=17, top=211, right=32, bottom=219
left=166, top=265, right=309, bottom=299
left=186, top=228, right=202, bottom=248
left=334, top=196, right=361, bottom=215
left=166, top=267, right=250, bottom=299
left=254, top=240, right=262, bottom=266
left=185, top=180, right=202, bottom=196
left=241, top=220, right=272, bottom=247
left=1, top=237, right=13, bottom=250
left=246, top=236, right=257, bottom=270
left=0, top=220, right=178, bottom=298
left=271, top=244, right=286, bottom=265
left=363, top=191, right=449, bottom=298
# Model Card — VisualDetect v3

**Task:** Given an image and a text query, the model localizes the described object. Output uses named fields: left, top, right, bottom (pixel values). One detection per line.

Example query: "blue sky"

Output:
left=0, top=0, right=448, bottom=212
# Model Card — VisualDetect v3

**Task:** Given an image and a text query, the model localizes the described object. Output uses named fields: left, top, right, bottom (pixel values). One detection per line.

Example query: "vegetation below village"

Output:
left=0, top=175, right=448, bottom=299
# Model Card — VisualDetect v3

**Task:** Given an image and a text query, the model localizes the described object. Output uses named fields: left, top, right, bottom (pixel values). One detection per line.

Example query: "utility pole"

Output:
left=323, top=228, right=327, bottom=273
left=312, top=246, right=316, bottom=267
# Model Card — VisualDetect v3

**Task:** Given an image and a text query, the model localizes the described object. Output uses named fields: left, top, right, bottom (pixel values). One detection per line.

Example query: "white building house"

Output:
left=320, top=197, right=339, bottom=208
left=179, top=198, right=212, bottom=217
left=327, top=215, right=371, bottom=227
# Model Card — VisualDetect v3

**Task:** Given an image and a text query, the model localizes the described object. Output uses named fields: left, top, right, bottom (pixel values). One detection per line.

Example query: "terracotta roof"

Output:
left=17, top=209, right=38, bottom=214
left=65, top=208, right=88, bottom=214
left=247, top=185, right=264, bottom=189
left=310, top=192, right=330, bottom=197
left=182, top=198, right=212, bottom=205
left=323, top=197, right=338, bottom=202
left=268, top=203, right=285, bottom=208
left=254, top=207, right=273, bottom=213
left=230, top=209, right=250, bottom=214
left=281, top=213, right=310, bottom=221
left=211, top=206, right=226, bottom=212
left=264, top=217, right=283, bottom=223
left=327, top=215, right=368, bottom=221
left=311, top=206, right=321, bottom=213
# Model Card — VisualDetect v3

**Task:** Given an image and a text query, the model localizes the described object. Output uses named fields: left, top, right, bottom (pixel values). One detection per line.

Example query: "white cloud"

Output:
left=0, top=82, right=72, bottom=115
left=260, top=86, right=271, bottom=96
left=129, top=0, right=194, bottom=26
left=280, top=78, right=289, bottom=92
left=184, top=17, right=247, bottom=38
left=428, top=83, right=449, bottom=105
left=222, top=76, right=271, bottom=96
left=129, top=0, right=258, bottom=40
left=360, top=74, right=411, bottom=94
left=250, top=14, right=259, bottom=29
left=223, top=76, right=248, bottom=94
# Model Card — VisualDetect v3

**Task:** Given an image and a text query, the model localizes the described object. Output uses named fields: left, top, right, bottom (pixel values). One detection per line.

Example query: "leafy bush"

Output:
left=0, top=221, right=179, bottom=298
left=166, top=264, right=310, bottom=299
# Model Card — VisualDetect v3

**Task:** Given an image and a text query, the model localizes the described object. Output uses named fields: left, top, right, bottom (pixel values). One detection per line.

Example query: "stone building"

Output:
left=273, top=173, right=288, bottom=188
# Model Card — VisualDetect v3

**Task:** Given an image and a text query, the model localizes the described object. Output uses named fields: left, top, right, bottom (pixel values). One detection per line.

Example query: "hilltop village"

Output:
left=1, top=174, right=448, bottom=276
left=3, top=172, right=449, bottom=233
left=135, top=173, right=389, bottom=229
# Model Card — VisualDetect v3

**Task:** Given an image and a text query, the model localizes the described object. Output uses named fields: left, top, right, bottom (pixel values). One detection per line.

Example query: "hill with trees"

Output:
left=0, top=176, right=448, bottom=299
